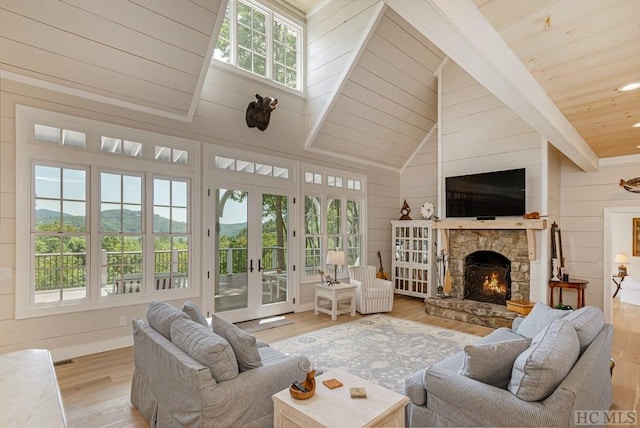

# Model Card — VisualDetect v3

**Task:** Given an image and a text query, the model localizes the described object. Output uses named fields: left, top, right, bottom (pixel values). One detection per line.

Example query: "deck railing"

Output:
left=35, top=244, right=358, bottom=290
left=35, top=250, right=189, bottom=291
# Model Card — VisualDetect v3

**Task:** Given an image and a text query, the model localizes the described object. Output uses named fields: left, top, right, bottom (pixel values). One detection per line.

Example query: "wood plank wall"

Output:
left=561, top=158, right=640, bottom=315
left=438, top=61, right=548, bottom=300
left=0, top=55, right=400, bottom=358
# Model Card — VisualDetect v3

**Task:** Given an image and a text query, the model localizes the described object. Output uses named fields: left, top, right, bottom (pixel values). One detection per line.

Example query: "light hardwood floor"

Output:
left=54, top=295, right=639, bottom=427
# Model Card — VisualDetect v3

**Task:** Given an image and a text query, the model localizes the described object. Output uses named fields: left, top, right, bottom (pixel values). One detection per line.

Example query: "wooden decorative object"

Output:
left=399, top=200, right=412, bottom=220
left=289, top=370, right=316, bottom=400
left=506, top=299, right=534, bottom=315
left=245, top=94, right=277, bottom=131
left=620, top=178, right=640, bottom=193
left=634, top=218, right=640, bottom=256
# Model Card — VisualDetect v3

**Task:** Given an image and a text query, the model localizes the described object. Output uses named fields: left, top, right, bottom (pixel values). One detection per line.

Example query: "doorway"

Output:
left=603, top=207, right=640, bottom=323
left=212, top=186, right=294, bottom=322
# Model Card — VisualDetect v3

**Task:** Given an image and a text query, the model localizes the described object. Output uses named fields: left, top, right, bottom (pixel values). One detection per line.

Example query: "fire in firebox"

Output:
left=464, top=251, right=511, bottom=305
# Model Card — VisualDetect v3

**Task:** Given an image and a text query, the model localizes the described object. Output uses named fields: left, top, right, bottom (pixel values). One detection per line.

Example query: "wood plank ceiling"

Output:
left=0, top=0, right=223, bottom=120
left=308, top=7, right=444, bottom=171
left=0, top=0, right=637, bottom=166
left=473, top=0, right=640, bottom=159
left=303, top=0, right=640, bottom=170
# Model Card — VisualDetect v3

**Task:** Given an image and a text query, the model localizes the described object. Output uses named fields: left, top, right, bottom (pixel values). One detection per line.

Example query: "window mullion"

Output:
left=231, top=0, right=238, bottom=68
left=266, top=10, right=273, bottom=81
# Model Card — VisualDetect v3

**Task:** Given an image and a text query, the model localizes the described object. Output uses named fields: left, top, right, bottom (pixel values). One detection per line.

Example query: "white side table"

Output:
left=314, top=282, right=357, bottom=320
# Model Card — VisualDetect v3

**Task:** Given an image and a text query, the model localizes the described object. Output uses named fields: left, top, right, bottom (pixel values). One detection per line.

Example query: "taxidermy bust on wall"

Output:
left=245, top=94, right=278, bottom=131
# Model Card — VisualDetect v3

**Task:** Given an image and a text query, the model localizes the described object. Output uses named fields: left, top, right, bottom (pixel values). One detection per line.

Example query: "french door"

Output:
left=213, top=185, right=294, bottom=322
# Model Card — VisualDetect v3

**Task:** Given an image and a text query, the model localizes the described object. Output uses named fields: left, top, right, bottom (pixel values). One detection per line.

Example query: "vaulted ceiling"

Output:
left=0, top=0, right=638, bottom=171
left=0, top=0, right=223, bottom=120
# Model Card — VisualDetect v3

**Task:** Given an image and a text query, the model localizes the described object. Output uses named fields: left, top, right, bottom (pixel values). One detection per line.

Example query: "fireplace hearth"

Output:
left=464, top=250, right=511, bottom=305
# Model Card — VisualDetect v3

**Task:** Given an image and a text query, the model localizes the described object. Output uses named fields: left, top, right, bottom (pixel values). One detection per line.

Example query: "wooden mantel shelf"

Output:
left=434, top=218, right=547, bottom=261
left=433, top=218, right=546, bottom=230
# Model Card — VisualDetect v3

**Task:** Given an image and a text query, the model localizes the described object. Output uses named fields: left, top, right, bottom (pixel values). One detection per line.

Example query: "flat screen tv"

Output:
left=445, top=168, right=525, bottom=218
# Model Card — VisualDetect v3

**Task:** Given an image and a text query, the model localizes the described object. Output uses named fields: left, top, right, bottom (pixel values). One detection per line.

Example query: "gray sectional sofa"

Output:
left=131, top=301, right=309, bottom=428
left=405, top=303, right=613, bottom=427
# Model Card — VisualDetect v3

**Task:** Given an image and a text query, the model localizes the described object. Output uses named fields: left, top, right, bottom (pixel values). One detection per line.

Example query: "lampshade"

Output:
left=615, top=253, right=629, bottom=264
left=326, top=250, right=345, bottom=265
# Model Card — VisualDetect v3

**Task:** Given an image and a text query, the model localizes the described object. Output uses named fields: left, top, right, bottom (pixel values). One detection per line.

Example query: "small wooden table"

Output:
left=314, top=283, right=357, bottom=321
left=273, top=369, right=409, bottom=428
left=549, top=278, right=589, bottom=308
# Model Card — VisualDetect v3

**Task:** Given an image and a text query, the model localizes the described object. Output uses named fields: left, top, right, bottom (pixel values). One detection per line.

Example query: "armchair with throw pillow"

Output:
left=131, top=301, right=310, bottom=427
left=348, top=265, right=394, bottom=314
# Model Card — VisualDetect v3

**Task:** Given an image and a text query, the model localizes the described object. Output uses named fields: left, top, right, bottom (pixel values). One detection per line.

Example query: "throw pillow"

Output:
left=182, top=301, right=209, bottom=327
left=458, top=337, right=532, bottom=389
left=170, top=318, right=239, bottom=382
left=211, top=313, right=262, bottom=372
left=515, top=302, right=568, bottom=338
left=509, top=319, right=580, bottom=401
left=146, top=301, right=189, bottom=340
left=563, top=306, right=604, bottom=354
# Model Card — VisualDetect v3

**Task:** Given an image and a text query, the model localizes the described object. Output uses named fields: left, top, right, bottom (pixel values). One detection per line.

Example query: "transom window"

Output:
left=213, top=0, right=303, bottom=91
left=214, top=155, right=290, bottom=178
left=16, top=106, right=200, bottom=318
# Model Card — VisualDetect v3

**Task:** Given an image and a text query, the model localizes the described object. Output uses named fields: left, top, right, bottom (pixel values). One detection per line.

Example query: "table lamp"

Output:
left=326, top=250, right=345, bottom=284
left=615, top=252, right=629, bottom=276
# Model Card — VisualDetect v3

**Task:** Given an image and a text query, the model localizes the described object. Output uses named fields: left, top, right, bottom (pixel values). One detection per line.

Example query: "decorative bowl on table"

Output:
left=289, top=370, right=316, bottom=400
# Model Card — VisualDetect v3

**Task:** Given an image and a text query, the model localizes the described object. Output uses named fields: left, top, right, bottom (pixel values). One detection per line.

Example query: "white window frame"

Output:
left=15, top=106, right=201, bottom=319
left=212, top=0, right=304, bottom=93
left=301, top=164, right=366, bottom=283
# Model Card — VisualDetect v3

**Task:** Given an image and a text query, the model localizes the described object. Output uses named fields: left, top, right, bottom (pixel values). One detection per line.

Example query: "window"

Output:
left=34, top=165, right=88, bottom=303
left=302, top=167, right=366, bottom=281
left=213, top=0, right=303, bottom=91
left=16, top=106, right=200, bottom=318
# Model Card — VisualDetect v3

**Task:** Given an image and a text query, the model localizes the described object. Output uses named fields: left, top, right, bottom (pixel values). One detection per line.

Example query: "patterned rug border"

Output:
left=271, top=314, right=480, bottom=393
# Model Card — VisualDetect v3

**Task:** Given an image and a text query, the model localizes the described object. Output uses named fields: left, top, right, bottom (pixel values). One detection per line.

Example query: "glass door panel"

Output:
left=260, top=193, right=288, bottom=307
left=215, top=189, right=249, bottom=314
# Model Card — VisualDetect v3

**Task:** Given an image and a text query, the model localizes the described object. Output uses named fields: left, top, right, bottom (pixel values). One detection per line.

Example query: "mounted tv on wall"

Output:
left=445, top=168, right=526, bottom=218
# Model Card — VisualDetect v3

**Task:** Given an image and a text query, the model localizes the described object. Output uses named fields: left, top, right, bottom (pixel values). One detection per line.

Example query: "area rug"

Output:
left=235, top=316, right=294, bottom=333
left=271, top=314, right=479, bottom=394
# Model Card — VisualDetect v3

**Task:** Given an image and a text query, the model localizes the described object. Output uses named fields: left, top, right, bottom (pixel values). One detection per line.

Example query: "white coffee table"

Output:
left=273, top=369, right=409, bottom=428
left=314, top=283, right=357, bottom=321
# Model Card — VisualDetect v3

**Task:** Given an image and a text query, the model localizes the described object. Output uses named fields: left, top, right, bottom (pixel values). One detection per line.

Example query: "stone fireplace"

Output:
left=448, top=229, right=530, bottom=302
left=425, top=226, right=535, bottom=328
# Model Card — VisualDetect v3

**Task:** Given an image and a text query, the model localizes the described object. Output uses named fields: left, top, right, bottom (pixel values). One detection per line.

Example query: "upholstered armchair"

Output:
left=348, top=265, right=394, bottom=314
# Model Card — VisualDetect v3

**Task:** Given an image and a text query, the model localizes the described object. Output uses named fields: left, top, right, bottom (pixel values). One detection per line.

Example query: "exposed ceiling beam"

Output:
left=385, top=0, right=599, bottom=172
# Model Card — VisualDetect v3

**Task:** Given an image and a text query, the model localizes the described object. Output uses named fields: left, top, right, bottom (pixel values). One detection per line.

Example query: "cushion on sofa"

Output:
left=182, top=301, right=209, bottom=327
left=170, top=318, right=239, bottom=382
left=458, top=337, right=532, bottom=389
left=211, top=313, right=262, bottom=372
left=563, top=306, right=604, bottom=354
left=509, top=319, right=580, bottom=401
left=515, top=302, right=568, bottom=338
left=146, top=301, right=189, bottom=340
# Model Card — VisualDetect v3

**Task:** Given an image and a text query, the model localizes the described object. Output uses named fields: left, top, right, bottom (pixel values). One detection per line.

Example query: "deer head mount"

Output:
left=245, top=94, right=278, bottom=131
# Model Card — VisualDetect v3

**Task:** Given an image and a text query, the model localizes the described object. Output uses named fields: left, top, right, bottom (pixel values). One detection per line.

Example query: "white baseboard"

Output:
left=298, top=302, right=314, bottom=313
left=50, top=335, right=133, bottom=362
